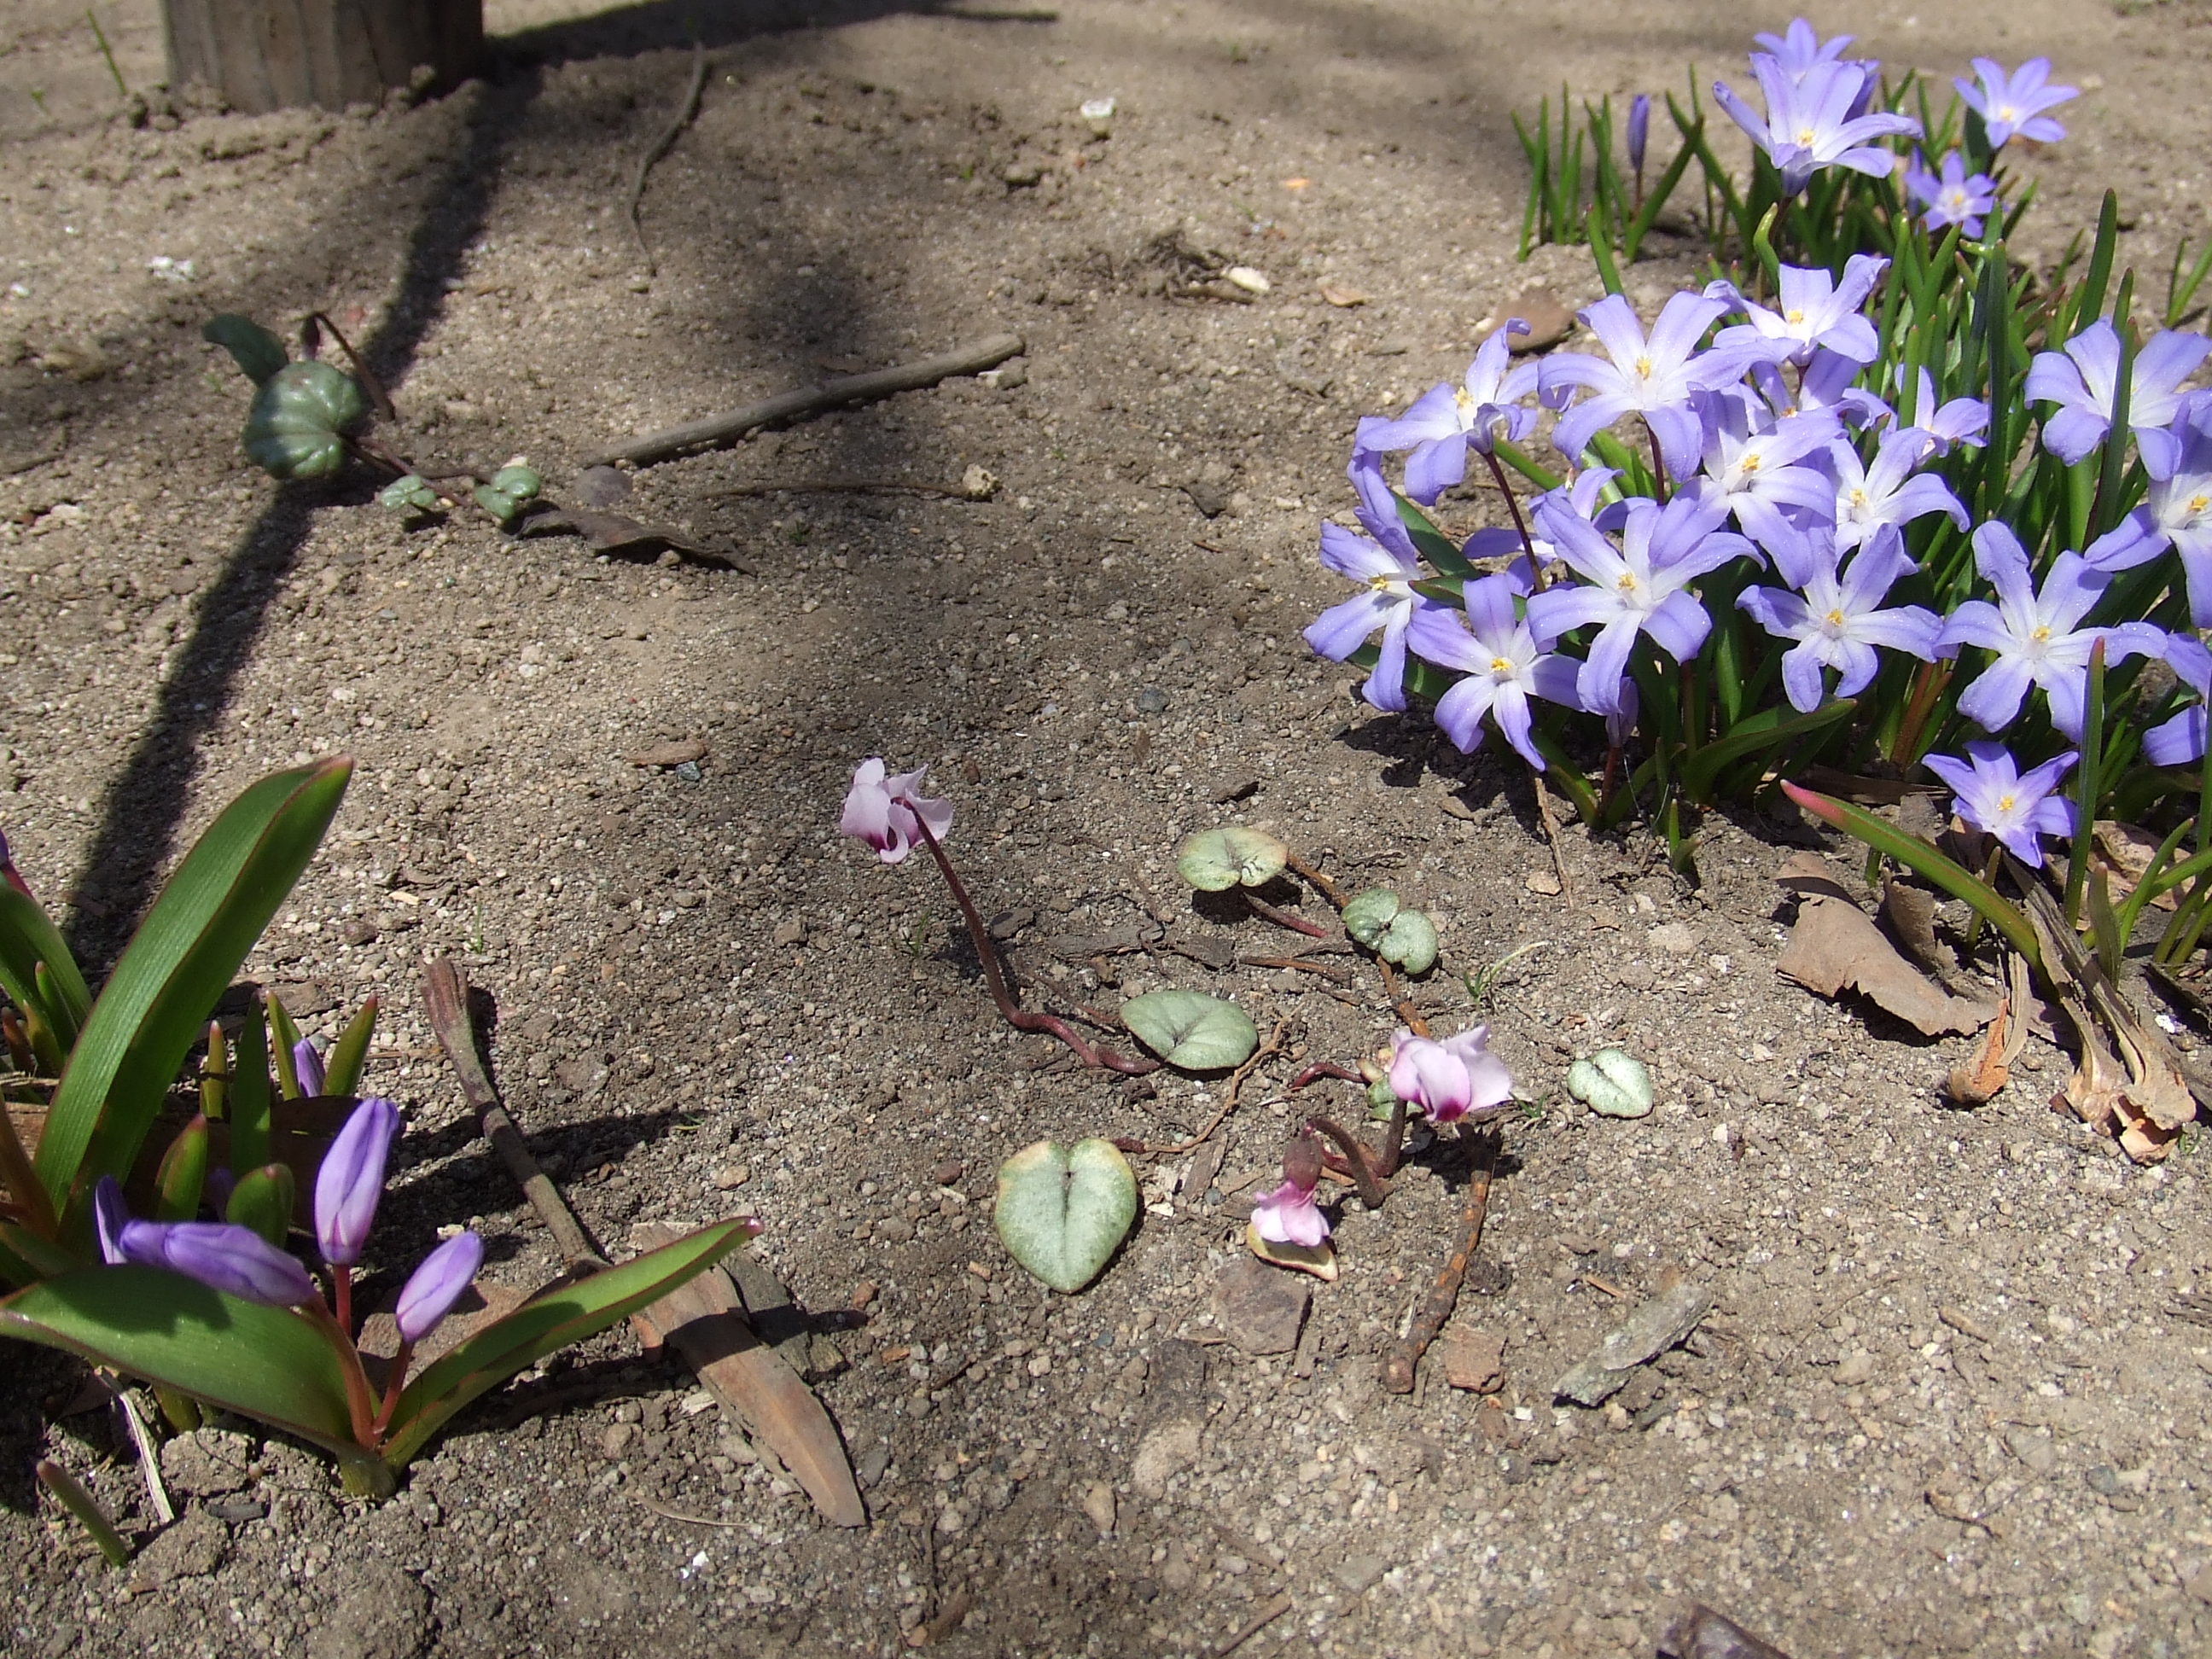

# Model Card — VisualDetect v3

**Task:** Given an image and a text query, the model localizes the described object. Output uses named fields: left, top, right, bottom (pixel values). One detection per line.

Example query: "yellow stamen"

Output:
left=1489, top=656, right=1514, bottom=676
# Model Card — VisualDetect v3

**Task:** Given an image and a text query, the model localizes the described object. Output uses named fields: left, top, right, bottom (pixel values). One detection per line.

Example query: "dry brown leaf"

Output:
left=2094, top=820, right=2180, bottom=910
left=1880, top=874, right=1947, bottom=973
left=1773, top=850, right=1860, bottom=904
left=1946, top=997, right=2012, bottom=1105
left=1777, top=894, right=1989, bottom=1036
left=631, top=1222, right=864, bottom=1528
left=1659, top=1603, right=1796, bottom=1659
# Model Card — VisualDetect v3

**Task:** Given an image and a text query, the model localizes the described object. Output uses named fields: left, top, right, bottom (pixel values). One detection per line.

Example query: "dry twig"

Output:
left=1380, top=1129, right=1498, bottom=1394
left=1138, top=1022, right=1291, bottom=1155
left=1214, top=1592, right=1293, bottom=1656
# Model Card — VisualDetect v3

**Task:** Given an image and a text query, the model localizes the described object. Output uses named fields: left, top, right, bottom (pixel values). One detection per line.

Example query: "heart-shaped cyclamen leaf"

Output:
left=993, top=1139, right=1138, bottom=1293
left=1120, top=989, right=1258, bottom=1070
left=1340, top=887, right=1401, bottom=947
left=1377, top=908, right=1439, bottom=974
left=1566, top=1048, right=1655, bottom=1118
left=201, top=314, right=289, bottom=384
left=242, top=361, right=367, bottom=480
left=1174, top=826, right=1289, bottom=892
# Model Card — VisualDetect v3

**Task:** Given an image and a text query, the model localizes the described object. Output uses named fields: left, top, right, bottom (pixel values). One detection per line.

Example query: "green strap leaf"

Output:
left=230, top=1008, right=271, bottom=1176
left=1779, top=783, right=2044, bottom=968
left=0, top=881, right=91, bottom=1048
left=321, top=995, right=379, bottom=1099
left=381, top=1219, right=753, bottom=1469
left=266, top=989, right=305, bottom=1100
left=37, top=759, right=352, bottom=1224
left=0, top=1265, right=358, bottom=1453
left=1681, top=697, right=1856, bottom=802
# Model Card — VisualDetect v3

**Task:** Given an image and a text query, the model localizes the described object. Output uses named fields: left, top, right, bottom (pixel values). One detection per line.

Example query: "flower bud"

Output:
left=1627, top=94, right=1650, bottom=175
left=92, top=1174, right=130, bottom=1266
left=313, top=1096, right=399, bottom=1266
left=394, top=1231, right=484, bottom=1342
left=293, top=1038, right=327, bottom=1098
left=119, top=1218, right=319, bottom=1306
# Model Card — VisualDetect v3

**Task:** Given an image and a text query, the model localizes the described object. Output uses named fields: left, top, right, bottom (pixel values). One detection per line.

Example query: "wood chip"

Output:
left=1318, top=284, right=1369, bottom=307
left=1938, top=1305, right=1993, bottom=1343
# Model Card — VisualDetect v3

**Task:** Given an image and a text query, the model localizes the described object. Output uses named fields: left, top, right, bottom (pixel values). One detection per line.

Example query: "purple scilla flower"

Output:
left=1708, top=255, right=1887, bottom=366
left=1753, top=18, right=1854, bottom=78
left=1693, top=392, right=1840, bottom=552
left=2145, top=637, right=2212, bottom=768
left=1538, top=292, right=1774, bottom=478
left=1936, top=522, right=2167, bottom=740
left=1904, top=150, right=1997, bottom=239
left=1894, top=367, right=1989, bottom=457
left=1712, top=55, right=1919, bottom=197
left=2024, top=321, right=2212, bottom=469
left=1626, top=94, right=1650, bottom=175
left=394, top=1230, right=485, bottom=1342
left=841, top=759, right=953, bottom=865
left=1525, top=490, right=1756, bottom=714
left=1388, top=1025, right=1513, bottom=1126
left=1406, top=572, right=1583, bottom=769
left=314, top=1096, right=399, bottom=1267
left=1955, top=57, right=2077, bottom=149
left=293, top=1038, right=325, bottom=1098
left=1922, top=742, right=2078, bottom=868
left=2077, top=516, right=2167, bottom=573
left=1304, top=454, right=1425, bottom=712
left=1825, top=425, right=1970, bottom=552
left=1358, top=319, right=1540, bottom=503
left=93, top=1174, right=130, bottom=1266
left=119, top=1218, right=319, bottom=1306
left=1737, top=524, right=1943, bottom=712
left=1754, top=348, right=1891, bottom=431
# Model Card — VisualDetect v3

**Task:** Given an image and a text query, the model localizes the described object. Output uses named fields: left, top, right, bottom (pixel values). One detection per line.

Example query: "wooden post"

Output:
left=162, top=0, right=483, bottom=114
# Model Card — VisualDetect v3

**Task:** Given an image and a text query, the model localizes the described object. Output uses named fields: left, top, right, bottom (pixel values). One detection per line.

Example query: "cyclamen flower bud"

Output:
left=1251, top=1136, right=1330, bottom=1249
left=394, top=1231, right=484, bottom=1342
left=119, top=1218, right=319, bottom=1306
left=314, top=1096, right=400, bottom=1266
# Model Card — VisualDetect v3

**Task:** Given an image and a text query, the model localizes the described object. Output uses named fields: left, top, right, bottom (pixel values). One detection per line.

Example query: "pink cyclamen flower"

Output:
left=840, top=759, right=954, bottom=864
left=1388, top=1025, right=1514, bottom=1126
left=1251, top=1138, right=1330, bottom=1248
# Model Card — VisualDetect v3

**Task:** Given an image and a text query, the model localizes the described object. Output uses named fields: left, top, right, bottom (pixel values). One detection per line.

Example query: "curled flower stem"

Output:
left=1375, top=958, right=1430, bottom=1038
left=1303, top=1115, right=1390, bottom=1208
left=1287, top=1060, right=1365, bottom=1091
left=911, top=818, right=1158, bottom=1075
left=1242, top=889, right=1331, bottom=939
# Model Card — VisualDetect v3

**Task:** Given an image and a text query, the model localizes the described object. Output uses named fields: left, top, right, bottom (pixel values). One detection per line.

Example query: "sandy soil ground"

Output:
left=6, top=1, right=2212, bottom=1655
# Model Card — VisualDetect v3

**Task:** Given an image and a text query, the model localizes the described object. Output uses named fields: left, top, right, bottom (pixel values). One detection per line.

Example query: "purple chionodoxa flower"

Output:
left=1692, top=393, right=1839, bottom=552
left=119, top=1217, right=320, bottom=1307
left=1905, top=150, right=1998, bottom=239
left=1357, top=319, right=1540, bottom=503
left=1753, top=19, right=1855, bottom=79
left=1387, top=1025, right=1514, bottom=1126
left=314, top=1096, right=399, bottom=1267
left=1537, top=293, right=1778, bottom=479
left=1737, top=523, right=1943, bottom=712
left=2023, top=320, right=2212, bottom=470
left=293, top=1038, right=326, bottom=1098
left=2145, top=636, right=2212, bottom=768
left=1250, top=1138, right=1330, bottom=1249
left=1894, top=367, right=1990, bottom=457
left=840, top=759, right=953, bottom=864
left=1626, top=94, right=1650, bottom=175
left=2138, top=401, right=2212, bottom=622
left=1936, top=523, right=2167, bottom=741
left=1954, top=57, right=2077, bottom=149
left=394, top=1231, right=486, bottom=1342
left=1525, top=489, right=1756, bottom=714
left=1302, top=455, right=1425, bottom=711
left=1406, top=573, right=1583, bottom=769
left=1922, top=742, right=2078, bottom=868
left=1825, top=425, right=1970, bottom=552
left=1708, top=255, right=1888, bottom=365
left=1712, top=52, right=1919, bottom=196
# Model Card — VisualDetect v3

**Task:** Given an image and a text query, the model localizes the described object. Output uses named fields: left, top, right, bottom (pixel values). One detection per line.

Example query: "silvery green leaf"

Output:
left=472, top=485, right=519, bottom=522
left=1365, top=1075, right=1400, bottom=1121
left=1566, top=1048, right=1655, bottom=1118
left=992, top=1138, right=1138, bottom=1293
left=1119, top=988, right=1258, bottom=1070
left=1340, top=888, right=1401, bottom=947
left=241, top=361, right=365, bottom=480
left=201, top=314, right=288, bottom=384
left=1174, top=825, right=1289, bottom=892
left=491, top=463, right=542, bottom=503
left=377, top=474, right=441, bottom=514
left=1378, top=909, right=1438, bottom=974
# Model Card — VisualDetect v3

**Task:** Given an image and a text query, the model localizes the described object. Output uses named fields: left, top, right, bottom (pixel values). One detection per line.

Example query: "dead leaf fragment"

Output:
left=517, top=500, right=747, bottom=567
left=2095, top=820, right=2180, bottom=910
left=1777, top=894, right=1988, bottom=1036
left=1441, top=1327, right=1505, bottom=1393
left=1947, top=997, right=2013, bottom=1105
left=1318, top=283, right=1369, bottom=307
left=1244, top=1222, right=1338, bottom=1281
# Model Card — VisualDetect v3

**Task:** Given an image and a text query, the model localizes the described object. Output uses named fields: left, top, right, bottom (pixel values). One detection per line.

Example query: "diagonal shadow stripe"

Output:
left=61, top=67, right=544, bottom=969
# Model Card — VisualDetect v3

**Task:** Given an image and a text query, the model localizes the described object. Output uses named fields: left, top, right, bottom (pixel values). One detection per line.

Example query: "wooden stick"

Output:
left=585, top=334, right=1027, bottom=468
left=629, top=44, right=709, bottom=276
left=1215, top=1593, right=1293, bottom=1657
left=422, top=958, right=609, bottom=1272
left=1380, top=1129, right=1498, bottom=1394
left=707, top=478, right=978, bottom=501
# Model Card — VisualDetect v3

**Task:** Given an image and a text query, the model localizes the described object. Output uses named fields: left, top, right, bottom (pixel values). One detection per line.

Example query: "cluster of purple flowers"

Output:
left=1306, top=26, right=2212, bottom=872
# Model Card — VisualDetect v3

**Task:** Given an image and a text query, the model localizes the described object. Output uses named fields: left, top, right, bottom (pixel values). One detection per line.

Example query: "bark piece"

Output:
left=1553, top=1278, right=1712, bottom=1406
